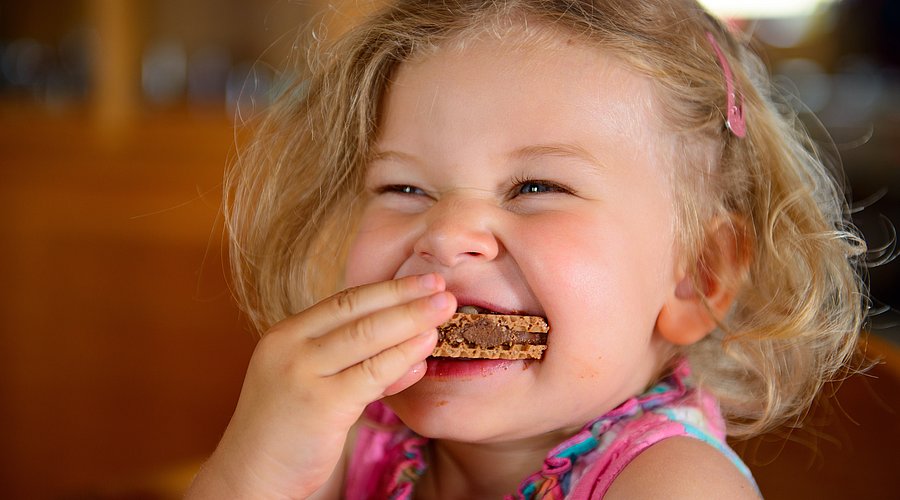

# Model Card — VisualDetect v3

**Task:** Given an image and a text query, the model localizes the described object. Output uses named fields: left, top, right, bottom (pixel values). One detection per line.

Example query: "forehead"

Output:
left=377, top=31, right=675, bottom=171
left=397, top=30, right=656, bottom=112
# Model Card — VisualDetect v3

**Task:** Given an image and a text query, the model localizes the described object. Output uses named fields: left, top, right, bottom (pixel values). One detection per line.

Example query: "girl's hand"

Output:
left=187, top=274, right=455, bottom=499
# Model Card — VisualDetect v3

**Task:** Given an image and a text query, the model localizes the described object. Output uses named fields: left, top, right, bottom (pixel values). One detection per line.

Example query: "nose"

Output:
left=413, top=194, right=500, bottom=267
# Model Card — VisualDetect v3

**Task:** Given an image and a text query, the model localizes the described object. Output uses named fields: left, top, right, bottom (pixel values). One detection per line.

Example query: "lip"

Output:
left=450, top=296, right=516, bottom=316
left=450, top=293, right=540, bottom=317
left=425, top=357, right=524, bottom=378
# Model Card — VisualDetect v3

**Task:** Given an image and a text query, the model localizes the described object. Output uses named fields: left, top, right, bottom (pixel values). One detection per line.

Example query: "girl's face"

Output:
left=345, top=34, right=682, bottom=443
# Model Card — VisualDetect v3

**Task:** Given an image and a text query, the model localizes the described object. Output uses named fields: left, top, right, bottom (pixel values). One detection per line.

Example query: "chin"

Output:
left=384, top=390, right=511, bottom=442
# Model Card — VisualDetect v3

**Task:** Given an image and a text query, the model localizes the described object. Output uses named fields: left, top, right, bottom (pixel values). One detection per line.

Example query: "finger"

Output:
left=312, top=291, right=454, bottom=376
left=271, top=273, right=446, bottom=340
left=334, top=328, right=438, bottom=406
left=382, top=360, right=428, bottom=397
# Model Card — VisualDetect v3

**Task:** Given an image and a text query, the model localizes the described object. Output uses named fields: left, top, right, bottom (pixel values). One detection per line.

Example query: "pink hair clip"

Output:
left=706, top=32, right=746, bottom=138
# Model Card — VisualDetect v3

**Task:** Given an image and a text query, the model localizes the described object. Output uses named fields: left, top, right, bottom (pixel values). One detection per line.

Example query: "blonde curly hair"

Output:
left=225, top=0, right=867, bottom=437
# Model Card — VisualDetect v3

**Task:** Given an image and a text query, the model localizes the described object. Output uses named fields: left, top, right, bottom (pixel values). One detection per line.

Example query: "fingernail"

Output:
left=409, top=361, right=426, bottom=377
left=429, top=292, right=448, bottom=310
left=418, top=273, right=439, bottom=290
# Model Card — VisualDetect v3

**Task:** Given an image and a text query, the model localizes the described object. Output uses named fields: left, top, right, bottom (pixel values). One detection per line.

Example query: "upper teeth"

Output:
left=458, top=305, right=483, bottom=314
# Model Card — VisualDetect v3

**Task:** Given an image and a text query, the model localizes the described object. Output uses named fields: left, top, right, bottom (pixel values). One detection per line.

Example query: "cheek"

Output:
left=344, top=211, right=414, bottom=287
left=344, top=232, right=378, bottom=287
left=513, top=216, right=610, bottom=314
left=522, top=209, right=674, bottom=327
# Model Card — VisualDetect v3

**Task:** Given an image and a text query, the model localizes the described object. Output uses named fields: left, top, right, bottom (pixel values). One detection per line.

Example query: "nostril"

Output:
left=413, top=204, right=501, bottom=266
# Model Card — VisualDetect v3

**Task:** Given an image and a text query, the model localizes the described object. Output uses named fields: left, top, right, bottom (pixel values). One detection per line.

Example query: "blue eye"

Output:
left=515, top=180, right=570, bottom=195
left=519, top=182, right=552, bottom=194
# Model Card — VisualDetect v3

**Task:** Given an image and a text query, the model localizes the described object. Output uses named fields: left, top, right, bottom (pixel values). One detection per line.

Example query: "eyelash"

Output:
left=375, top=184, right=427, bottom=196
left=374, top=178, right=573, bottom=199
left=509, top=176, right=573, bottom=197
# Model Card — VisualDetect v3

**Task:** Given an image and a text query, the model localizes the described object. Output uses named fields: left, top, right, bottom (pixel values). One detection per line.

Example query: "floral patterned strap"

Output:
left=383, top=364, right=690, bottom=499
left=510, top=366, right=689, bottom=499
left=387, top=436, right=428, bottom=500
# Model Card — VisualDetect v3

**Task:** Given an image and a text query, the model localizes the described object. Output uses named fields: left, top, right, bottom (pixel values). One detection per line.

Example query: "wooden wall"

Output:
left=0, top=104, right=255, bottom=498
left=0, top=2, right=367, bottom=497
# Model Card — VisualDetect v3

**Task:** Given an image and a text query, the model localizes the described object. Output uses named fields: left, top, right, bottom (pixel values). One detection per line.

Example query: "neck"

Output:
left=417, top=427, right=579, bottom=500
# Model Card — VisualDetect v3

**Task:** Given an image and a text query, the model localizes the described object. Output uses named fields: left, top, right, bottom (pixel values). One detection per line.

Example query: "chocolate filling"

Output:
left=437, top=316, right=548, bottom=349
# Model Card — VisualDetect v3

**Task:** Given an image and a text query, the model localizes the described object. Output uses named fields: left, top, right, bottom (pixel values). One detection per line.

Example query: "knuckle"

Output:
left=256, top=327, right=314, bottom=379
left=256, top=333, right=289, bottom=361
left=359, top=357, right=385, bottom=384
left=348, top=315, right=378, bottom=345
left=255, top=328, right=287, bottom=360
left=392, top=276, right=410, bottom=295
left=332, top=287, right=360, bottom=315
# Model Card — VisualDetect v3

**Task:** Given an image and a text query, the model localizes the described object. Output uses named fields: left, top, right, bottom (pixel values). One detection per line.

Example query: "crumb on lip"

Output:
left=456, top=305, right=494, bottom=315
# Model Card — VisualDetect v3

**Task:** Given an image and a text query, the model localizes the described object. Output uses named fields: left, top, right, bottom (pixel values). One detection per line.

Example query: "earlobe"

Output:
left=657, top=217, right=749, bottom=346
left=657, top=275, right=732, bottom=346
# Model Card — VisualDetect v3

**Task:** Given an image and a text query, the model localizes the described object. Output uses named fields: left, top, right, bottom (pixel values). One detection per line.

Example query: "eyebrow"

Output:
left=369, top=149, right=417, bottom=164
left=370, top=142, right=606, bottom=169
left=510, top=143, right=606, bottom=170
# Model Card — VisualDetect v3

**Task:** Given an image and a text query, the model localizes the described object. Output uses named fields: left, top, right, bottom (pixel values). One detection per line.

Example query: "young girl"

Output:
left=188, top=0, right=866, bottom=498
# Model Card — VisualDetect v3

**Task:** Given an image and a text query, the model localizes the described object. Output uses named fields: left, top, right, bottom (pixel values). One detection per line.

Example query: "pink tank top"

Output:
left=345, top=360, right=756, bottom=499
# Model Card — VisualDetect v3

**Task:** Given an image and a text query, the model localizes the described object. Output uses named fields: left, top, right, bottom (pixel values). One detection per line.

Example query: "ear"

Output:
left=656, top=217, right=750, bottom=346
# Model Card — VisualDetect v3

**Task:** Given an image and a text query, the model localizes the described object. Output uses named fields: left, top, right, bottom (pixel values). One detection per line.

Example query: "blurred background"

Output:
left=0, top=0, right=897, bottom=498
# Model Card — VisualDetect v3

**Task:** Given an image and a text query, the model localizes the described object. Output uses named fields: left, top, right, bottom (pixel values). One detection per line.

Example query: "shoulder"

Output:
left=603, top=436, right=760, bottom=499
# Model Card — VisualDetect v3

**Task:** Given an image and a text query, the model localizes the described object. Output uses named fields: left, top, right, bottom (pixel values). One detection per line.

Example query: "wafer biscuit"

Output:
left=432, top=312, right=549, bottom=360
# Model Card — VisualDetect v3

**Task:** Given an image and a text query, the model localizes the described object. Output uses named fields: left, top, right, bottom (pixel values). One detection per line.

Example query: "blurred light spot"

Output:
left=226, top=61, right=274, bottom=120
left=824, top=57, right=884, bottom=127
left=775, top=58, right=831, bottom=112
left=188, top=45, right=231, bottom=105
left=755, top=16, right=815, bottom=48
left=2, top=38, right=45, bottom=86
left=47, top=26, right=96, bottom=105
left=699, top=0, right=836, bottom=18
left=142, top=38, right=187, bottom=105
left=58, top=26, right=95, bottom=90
